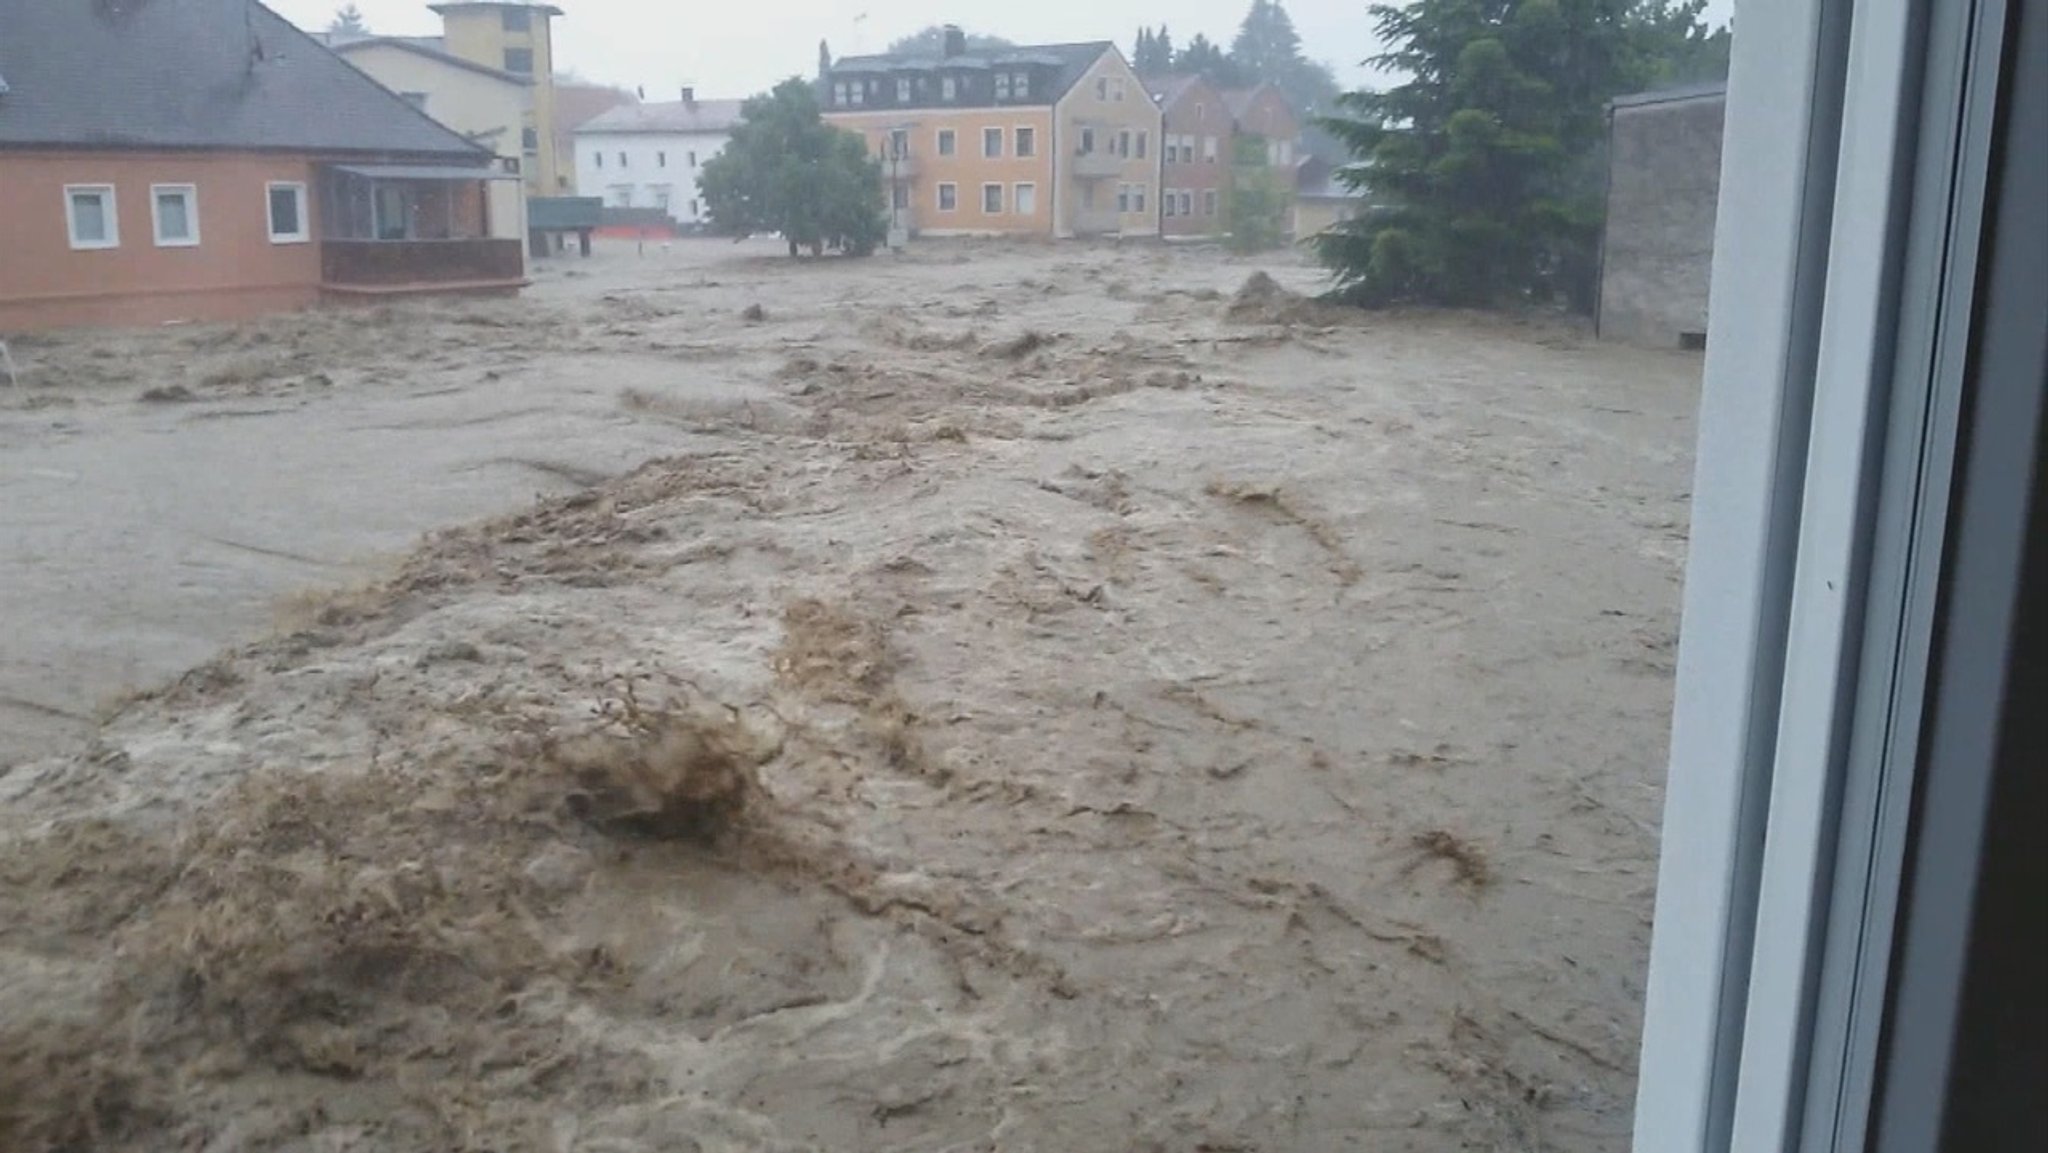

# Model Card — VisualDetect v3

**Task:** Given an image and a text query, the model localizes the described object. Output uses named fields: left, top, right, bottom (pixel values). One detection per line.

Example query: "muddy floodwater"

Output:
left=0, top=238, right=1699, bottom=1151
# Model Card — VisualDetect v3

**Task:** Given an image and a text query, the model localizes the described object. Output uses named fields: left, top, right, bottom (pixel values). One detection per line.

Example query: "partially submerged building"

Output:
left=1597, top=82, right=1728, bottom=348
left=0, top=0, right=526, bottom=332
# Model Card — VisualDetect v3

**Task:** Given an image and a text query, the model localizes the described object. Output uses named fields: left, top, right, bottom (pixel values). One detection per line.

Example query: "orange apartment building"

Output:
left=0, top=0, right=524, bottom=333
left=823, top=28, right=1162, bottom=239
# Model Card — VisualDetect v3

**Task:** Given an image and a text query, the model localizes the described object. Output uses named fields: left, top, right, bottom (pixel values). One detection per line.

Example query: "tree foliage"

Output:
left=1134, top=25, right=1176, bottom=73
left=698, top=79, right=886, bottom=258
left=1228, top=2, right=1341, bottom=118
left=328, top=3, right=367, bottom=36
left=1174, top=33, right=1246, bottom=88
left=884, top=26, right=1015, bottom=56
left=1313, top=0, right=1728, bottom=310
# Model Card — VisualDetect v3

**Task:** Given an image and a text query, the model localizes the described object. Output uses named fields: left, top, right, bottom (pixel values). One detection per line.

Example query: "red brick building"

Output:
left=1151, top=74, right=1232, bottom=238
left=1149, top=76, right=1304, bottom=239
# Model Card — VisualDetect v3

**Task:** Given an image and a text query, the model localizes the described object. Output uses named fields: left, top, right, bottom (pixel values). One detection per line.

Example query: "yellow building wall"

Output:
left=437, top=6, right=561, bottom=195
left=1053, top=49, right=1164, bottom=238
left=826, top=108, right=1057, bottom=237
left=337, top=42, right=530, bottom=240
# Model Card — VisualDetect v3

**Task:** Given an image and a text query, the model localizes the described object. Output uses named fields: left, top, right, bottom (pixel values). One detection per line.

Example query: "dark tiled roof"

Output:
left=577, top=99, right=745, bottom=135
left=0, top=0, right=489, bottom=158
left=827, top=41, right=1114, bottom=106
left=1147, top=74, right=1208, bottom=110
left=1610, top=81, right=1728, bottom=111
left=332, top=36, right=531, bottom=85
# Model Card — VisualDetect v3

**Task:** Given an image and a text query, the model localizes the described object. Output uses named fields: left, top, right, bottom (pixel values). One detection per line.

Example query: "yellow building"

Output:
left=330, top=37, right=532, bottom=242
left=824, top=31, right=1161, bottom=239
left=430, top=2, right=564, bottom=195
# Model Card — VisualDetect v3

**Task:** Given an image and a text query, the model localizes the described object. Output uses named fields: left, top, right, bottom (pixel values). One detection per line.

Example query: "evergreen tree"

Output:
left=1154, top=25, right=1176, bottom=69
left=1175, top=33, right=1246, bottom=88
left=1313, top=0, right=1725, bottom=310
left=885, top=26, right=1015, bottom=56
left=1227, top=1, right=1340, bottom=118
left=1134, top=25, right=1176, bottom=73
left=328, top=3, right=367, bottom=36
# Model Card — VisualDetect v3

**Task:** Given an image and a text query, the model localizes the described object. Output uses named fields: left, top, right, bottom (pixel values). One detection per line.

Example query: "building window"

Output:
left=892, top=184, right=910, bottom=210
left=608, top=184, right=633, bottom=207
left=1196, top=102, right=1205, bottom=122
left=1165, top=137, right=1178, bottom=163
left=266, top=181, right=308, bottom=243
left=1015, top=126, right=1035, bottom=158
left=1133, top=184, right=1147, bottom=213
left=1079, top=126, right=1095, bottom=154
left=400, top=91, right=429, bottom=110
left=1204, top=135, right=1218, bottom=163
left=983, top=126, right=1003, bottom=158
left=888, top=128, right=910, bottom=159
left=1118, top=130, right=1131, bottom=158
left=995, top=73, right=1011, bottom=100
left=150, top=184, right=198, bottom=247
left=1116, top=183, right=1130, bottom=213
left=937, top=128, right=956, bottom=156
left=1164, top=190, right=1177, bottom=218
left=941, top=75, right=957, bottom=101
left=658, top=151, right=667, bottom=167
left=938, top=182, right=958, bottom=211
left=1014, top=183, right=1036, bottom=216
left=653, top=186, right=672, bottom=210
left=593, top=151, right=603, bottom=169
left=1179, top=190, right=1193, bottom=217
left=850, top=81, right=865, bottom=106
left=897, top=77, right=912, bottom=101
left=522, top=127, right=540, bottom=153
left=618, top=151, right=628, bottom=168
left=63, top=185, right=118, bottom=250
left=834, top=82, right=848, bottom=106
left=1014, top=72, right=1030, bottom=99
left=1137, top=130, right=1148, bottom=159
left=503, top=47, right=534, bottom=74
left=1096, top=76, right=1108, bottom=101
left=501, top=7, right=531, bottom=32
left=1204, top=188, right=1218, bottom=216
left=982, top=183, right=1003, bottom=213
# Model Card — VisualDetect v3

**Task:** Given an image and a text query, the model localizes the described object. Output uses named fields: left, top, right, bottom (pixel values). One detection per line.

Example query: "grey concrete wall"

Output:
left=1599, top=95, right=1725, bottom=347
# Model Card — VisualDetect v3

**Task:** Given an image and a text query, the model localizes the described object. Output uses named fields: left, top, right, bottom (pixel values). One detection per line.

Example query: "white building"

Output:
left=572, top=90, right=741, bottom=226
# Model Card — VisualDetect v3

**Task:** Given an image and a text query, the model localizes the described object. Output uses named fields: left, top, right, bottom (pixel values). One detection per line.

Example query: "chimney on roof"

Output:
left=680, top=85, right=696, bottom=106
left=942, top=25, right=966, bottom=58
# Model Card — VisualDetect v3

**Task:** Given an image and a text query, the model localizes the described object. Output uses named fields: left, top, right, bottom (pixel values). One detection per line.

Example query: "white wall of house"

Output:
left=335, top=42, right=531, bottom=243
left=573, top=131, right=729, bottom=224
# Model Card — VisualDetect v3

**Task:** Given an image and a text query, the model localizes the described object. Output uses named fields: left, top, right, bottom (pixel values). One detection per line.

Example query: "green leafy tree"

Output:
left=1314, top=0, right=1724, bottom=310
left=328, top=3, right=367, bottom=36
left=1226, top=141, right=1292, bottom=253
left=699, top=79, right=886, bottom=258
left=885, top=26, right=1015, bottom=55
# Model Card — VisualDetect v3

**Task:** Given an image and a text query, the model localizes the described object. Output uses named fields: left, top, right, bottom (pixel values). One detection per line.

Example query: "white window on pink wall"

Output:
left=64, top=185, right=119, bottom=250
left=266, top=182, right=308, bottom=244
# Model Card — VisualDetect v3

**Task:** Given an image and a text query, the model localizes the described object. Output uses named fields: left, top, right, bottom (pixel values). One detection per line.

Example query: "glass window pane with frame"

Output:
left=64, top=185, right=118, bottom=250
left=266, top=182, right=307, bottom=243
left=151, top=184, right=198, bottom=247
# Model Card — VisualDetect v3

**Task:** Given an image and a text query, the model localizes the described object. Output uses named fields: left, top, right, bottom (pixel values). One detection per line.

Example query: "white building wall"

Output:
left=573, top=130, right=731, bottom=224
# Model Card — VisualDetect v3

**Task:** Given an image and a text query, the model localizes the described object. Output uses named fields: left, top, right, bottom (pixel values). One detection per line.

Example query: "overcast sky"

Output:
left=273, top=0, right=1736, bottom=103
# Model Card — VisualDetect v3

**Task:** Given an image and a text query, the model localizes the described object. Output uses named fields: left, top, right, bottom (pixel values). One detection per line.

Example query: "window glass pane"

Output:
left=268, top=186, right=299, bottom=236
left=155, top=191, right=191, bottom=240
left=71, top=193, right=106, bottom=241
left=503, top=48, right=533, bottom=73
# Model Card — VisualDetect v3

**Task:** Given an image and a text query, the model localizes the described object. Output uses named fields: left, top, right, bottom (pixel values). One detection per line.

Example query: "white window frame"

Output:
left=1203, top=189, right=1218, bottom=217
left=149, top=183, right=200, bottom=248
left=1163, top=189, right=1177, bottom=218
left=937, top=182, right=958, bottom=212
left=63, top=184, right=119, bottom=250
left=981, top=182, right=1003, bottom=214
left=1132, top=183, right=1147, bottom=214
left=1013, top=182, right=1036, bottom=216
left=1204, top=136, right=1218, bottom=163
left=265, top=181, right=309, bottom=244
left=983, top=126, right=1003, bottom=159
left=1014, top=125, right=1036, bottom=159
left=941, top=75, right=957, bottom=101
left=1632, top=1, right=2035, bottom=1152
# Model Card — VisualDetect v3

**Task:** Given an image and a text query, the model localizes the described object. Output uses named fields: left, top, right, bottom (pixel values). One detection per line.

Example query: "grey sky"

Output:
left=274, top=1, right=1735, bottom=103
